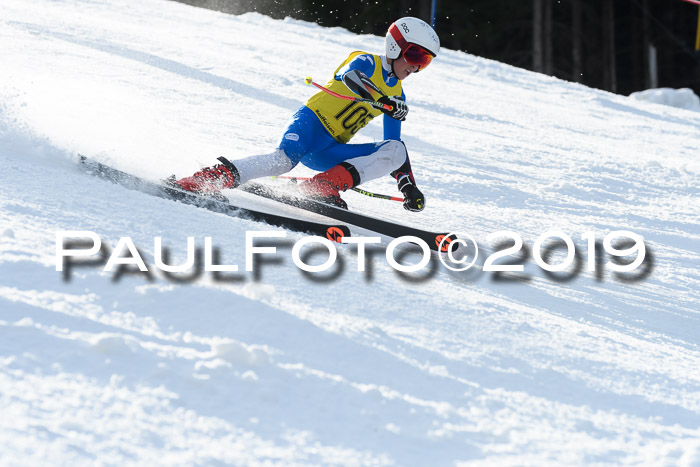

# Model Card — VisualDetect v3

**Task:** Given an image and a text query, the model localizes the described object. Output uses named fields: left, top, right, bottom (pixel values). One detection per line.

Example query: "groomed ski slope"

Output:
left=1, top=0, right=699, bottom=464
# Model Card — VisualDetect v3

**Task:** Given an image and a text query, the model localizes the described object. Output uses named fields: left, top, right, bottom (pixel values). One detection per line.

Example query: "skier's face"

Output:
left=393, top=56, right=419, bottom=80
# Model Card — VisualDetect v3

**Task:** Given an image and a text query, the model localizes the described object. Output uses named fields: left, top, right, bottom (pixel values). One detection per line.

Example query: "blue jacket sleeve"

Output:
left=335, top=55, right=376, bottom=85
left=336, top=54, right=404, bottom=141
left=383, top=90, right=405, bottom=140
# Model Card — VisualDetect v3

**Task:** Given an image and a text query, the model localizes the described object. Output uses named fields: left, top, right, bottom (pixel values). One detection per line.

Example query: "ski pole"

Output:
left=305, top=77, right=393, bottom=111
left=351, top=187, right=404, bottom=202
left=271, top=176, right=403, bottom=202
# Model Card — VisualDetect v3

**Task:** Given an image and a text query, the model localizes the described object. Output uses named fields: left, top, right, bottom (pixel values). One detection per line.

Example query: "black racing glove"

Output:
left=378, top=96, right=408, bottom=121
left=402, top=185, right=425, bottom=212
left=396, top=173, right=425, bottom=212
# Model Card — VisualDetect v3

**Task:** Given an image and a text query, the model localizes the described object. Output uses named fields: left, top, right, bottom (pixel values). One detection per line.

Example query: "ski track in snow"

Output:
left=1, top=0, right=699, bottom=465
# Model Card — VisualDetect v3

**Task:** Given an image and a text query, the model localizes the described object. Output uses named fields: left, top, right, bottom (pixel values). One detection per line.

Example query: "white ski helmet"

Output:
left=385, top=17, right=440, bottom=70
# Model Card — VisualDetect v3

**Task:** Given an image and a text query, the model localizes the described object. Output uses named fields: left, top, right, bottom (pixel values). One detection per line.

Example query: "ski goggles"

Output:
left=401, top=44, right=434, bottom=71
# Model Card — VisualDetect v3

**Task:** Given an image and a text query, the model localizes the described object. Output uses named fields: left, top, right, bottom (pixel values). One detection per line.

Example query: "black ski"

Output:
left=78, top=156, right=350, bottom=242
left=240, top=182, right=458, bottom=252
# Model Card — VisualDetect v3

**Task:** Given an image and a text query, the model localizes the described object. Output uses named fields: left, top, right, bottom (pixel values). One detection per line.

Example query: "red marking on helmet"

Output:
left=389, top=23, right=410, bottom=51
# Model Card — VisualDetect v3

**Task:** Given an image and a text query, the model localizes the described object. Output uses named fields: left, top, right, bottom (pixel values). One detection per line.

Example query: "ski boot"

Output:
left=299, top=163, right=360, bottom=210
left=172, top=157, right=240, bottom=197
left=163, top=174, right=228, bottom=202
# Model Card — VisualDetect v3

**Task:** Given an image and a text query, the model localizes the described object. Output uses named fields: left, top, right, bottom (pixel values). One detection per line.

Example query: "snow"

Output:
left=630, top=87, right=700, bottom=112
left=1, top=0, right=699, bottom=464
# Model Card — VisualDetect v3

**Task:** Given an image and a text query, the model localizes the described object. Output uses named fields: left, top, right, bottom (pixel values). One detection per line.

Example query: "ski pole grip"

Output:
left=372, top=101, right=392, bottom=111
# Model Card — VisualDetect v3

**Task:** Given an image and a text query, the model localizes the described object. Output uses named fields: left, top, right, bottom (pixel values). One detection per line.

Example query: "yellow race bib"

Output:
left=305, top=51, right=402, bottom=143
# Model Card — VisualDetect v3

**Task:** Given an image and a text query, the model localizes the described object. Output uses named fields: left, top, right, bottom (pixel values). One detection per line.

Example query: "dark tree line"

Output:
left=172, top=0, right=700, bottom=96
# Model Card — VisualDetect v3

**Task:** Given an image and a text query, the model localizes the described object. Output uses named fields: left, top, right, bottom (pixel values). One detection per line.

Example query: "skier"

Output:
left=174, top=17, right=439, bottom=211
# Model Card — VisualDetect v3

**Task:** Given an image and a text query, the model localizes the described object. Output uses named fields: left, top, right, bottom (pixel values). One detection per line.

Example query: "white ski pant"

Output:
left=232, top=140, right=407, bottom=186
